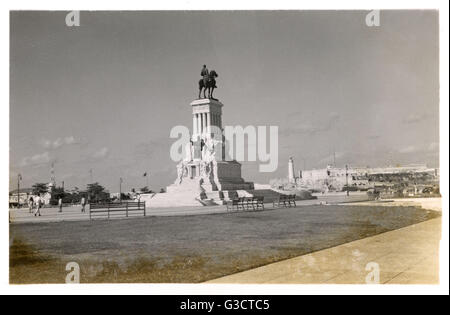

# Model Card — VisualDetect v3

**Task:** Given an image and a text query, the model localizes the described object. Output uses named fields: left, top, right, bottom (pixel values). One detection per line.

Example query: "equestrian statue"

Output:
left=198, top=65, right=219, bottom=99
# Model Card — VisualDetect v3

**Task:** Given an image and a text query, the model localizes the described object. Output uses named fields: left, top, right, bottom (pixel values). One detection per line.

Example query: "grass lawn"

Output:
left=10, top=205, right=440, bottom=283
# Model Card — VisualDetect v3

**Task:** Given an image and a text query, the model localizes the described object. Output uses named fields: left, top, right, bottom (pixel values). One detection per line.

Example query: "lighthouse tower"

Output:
left=288, top=157, right=295, bottom=183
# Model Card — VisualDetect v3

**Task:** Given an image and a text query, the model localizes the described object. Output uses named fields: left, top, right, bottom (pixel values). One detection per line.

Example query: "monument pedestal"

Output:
left=166, top=160, right=254, bottom=195
left=144, top=98, right=254, bottom=208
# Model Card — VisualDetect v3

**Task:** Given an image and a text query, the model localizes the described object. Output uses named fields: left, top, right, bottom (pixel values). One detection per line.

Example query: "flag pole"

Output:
left=119, top=177, right=123, bottom=202
left=17, top=174, right=21, bottom=208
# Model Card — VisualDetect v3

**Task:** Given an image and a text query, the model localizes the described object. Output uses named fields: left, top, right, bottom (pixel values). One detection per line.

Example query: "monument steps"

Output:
left=140, top=192, right=203, bottom=208
left=204, top=189, right=291, bottom=204
left=246, top=189, right=286, bottom=203
left=141, top=189, right=315, bottom=208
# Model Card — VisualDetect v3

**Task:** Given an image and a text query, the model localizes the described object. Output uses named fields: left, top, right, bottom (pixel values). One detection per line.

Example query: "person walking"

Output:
left=34, top=194, right=42, bottom=217
left=81, top=196, right=86, bottom=213
left=58, top=197, right=63, bottom=213
left=28, top=197, right=34, bottom=214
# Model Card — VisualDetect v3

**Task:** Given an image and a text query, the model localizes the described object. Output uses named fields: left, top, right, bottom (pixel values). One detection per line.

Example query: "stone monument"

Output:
left=140, top=68, right=306, bottom=208
left=141, top=97, right=255, bottom=208
left=141, top=67, right=259, bottom=208
left=166, top=98, right=254, bottom=199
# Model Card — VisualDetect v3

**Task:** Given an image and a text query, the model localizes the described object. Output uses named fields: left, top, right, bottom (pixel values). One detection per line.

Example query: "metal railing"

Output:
left=89, top=201, right=146, bottom=220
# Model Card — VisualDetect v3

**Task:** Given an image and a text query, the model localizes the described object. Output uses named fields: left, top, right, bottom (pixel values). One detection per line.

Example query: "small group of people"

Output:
left=26, top=196, right=87, bottom=217
left=27, top=195, right=43, bottom=217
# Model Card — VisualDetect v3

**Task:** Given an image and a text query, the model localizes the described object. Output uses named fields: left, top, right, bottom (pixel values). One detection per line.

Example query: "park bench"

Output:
left=89, top=201, right=146, bottom=220
left=226, top=197, right=244, bottom=211
left=287, top=194, right=296, bottom=207
left=273, top=194, right=296, bottom=208
left=252, top=196, right=265, bottom=210
left=226, top=196, right=264, bottom=212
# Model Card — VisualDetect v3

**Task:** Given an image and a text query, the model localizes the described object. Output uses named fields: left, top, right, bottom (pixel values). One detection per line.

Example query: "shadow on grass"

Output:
left=10, top=241, right=302, bottom=284
left=10, top=238, right=63, bottom=284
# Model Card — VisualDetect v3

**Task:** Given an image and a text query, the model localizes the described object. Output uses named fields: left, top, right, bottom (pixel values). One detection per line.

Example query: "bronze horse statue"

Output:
left=198, top=70, right=218, bottom=99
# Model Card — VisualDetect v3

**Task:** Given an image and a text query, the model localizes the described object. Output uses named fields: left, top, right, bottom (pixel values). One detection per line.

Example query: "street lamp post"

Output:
left=345, top=165, right=349, bottom=196
left=17, top=174, right=22, bottom=208
left=119, top=177, right=123, bottom=203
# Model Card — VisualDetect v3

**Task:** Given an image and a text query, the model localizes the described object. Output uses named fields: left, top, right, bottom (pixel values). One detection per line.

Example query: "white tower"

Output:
left=288, top=157, right=295, bottom=183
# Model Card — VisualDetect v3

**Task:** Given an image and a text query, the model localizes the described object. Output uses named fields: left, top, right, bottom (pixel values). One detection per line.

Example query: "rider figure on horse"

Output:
left=198, top=65, right=218, bottom=99
left=201, top=65, right=209, bottom=86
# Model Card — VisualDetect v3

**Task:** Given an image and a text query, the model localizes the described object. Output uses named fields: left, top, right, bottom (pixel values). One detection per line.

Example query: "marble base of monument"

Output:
left=166, top=160, right=254, bottom=194
left=141, top=160, right=254, bottom=208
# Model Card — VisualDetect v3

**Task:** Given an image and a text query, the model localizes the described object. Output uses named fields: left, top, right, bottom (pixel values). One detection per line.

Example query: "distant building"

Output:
left=9, top=188, right=34, bottom=207
left=298, top=165, right=370, bottom=192
left=284, top=158, right=438, bottom=193
left=9, top=182, right=56, bottom=207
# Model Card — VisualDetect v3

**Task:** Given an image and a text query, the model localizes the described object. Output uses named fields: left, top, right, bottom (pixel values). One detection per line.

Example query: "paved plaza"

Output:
left=8, top=193, right=376, bottom=224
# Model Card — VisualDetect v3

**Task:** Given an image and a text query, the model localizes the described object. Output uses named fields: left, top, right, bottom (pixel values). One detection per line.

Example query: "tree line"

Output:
left=31, top=182, right=165, bottom=205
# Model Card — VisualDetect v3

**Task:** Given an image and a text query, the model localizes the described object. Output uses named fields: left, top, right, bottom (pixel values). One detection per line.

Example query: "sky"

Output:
left=10, top=10, right=440, bottom=193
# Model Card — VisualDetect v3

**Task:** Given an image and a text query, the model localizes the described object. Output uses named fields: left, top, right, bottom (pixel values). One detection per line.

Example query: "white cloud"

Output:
left=428, top=142, right=439, bottom=152
left=64, top=136, right=76, bottom=145
left=20, top=152, right=51, bottom=167
left=402, top=113, right=428, bottom=124
left=398, top=145, right=420, bottom=154
left=317, top=151, right=346, bottom=165
left=398, top=143, right=439, bottom=155
left=93, top=147, right=109, bottom=159
left=367, top=134, right=381, bottom=140
left=286, top=112, right=341, bottom=136
left=42, top=136, right=77, bottom=149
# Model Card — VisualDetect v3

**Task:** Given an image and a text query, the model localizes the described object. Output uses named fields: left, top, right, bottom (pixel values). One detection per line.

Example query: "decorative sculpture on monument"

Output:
left=175, top=161, right=188, bottom=185
left=201, top=137, right=219, bottom=163
left=199, top=161, right=207, bottom=178
left=184, top=140, right=193, bottom=162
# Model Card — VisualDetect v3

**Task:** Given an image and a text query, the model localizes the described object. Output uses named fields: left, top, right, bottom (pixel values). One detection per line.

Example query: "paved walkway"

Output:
left=9, top=193, right=375, bottom=224
left=207, top=217, right=441, bottom=284
left=9, top=204, right=228, bottom=223
left=8, top=198, right=333, bottom=224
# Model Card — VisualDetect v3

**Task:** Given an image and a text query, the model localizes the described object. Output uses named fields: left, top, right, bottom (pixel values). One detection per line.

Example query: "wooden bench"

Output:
left=226, top=197, right=244, bottom=211
left=273, top=194, right=296, bottom=208
left=89, top=201, right=146, bottom=220
left=253, top=196, right=265, bottom=210
left=226, top=198, right=240, bottom=211
left=226, top=196, right=264, bottom=212
left=287, top=194, right=296, bottom=207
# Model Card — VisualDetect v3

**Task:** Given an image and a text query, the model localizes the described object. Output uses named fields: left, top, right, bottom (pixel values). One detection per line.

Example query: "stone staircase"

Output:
left=142, top=189, right=314, bottom=208
left=204, top=189, right=291, bottom=204
left=246, top=189, right=287, bottom=203
left=140, top=192, right=203, bottom=208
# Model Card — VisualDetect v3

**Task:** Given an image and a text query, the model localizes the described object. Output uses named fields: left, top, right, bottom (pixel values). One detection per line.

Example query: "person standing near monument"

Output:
left=58, top=197, right=63, bottom=213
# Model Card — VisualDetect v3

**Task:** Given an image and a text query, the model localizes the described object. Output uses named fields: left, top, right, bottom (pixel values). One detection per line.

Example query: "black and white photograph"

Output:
left=3, top=1, right=449, bottom=297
